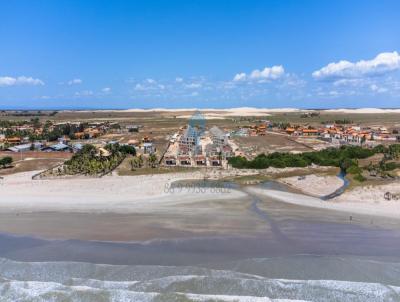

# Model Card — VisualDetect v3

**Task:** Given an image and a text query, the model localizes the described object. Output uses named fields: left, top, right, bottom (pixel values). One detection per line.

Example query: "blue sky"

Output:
left=1, top=0, right=400, bottom=109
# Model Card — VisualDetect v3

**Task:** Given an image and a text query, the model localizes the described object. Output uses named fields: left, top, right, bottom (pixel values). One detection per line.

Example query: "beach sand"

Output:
left=0, top=170, right=267, bottom=241
left=0, top=170, right=254, bottom=213
left=248, top=185, right=400, bottom=220
left=335, top=183, right=400, bottom=203
left=277, top=174, right=344, bottom=197
left=1, top=169, right=400, bottom=241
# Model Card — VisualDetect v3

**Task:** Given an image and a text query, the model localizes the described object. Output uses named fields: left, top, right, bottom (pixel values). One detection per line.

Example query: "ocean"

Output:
left=1, top=255, right=400, bottom=301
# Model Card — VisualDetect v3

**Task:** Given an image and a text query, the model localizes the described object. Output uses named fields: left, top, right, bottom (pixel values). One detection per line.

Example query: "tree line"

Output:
left=228, top=144, right=400, bottom=179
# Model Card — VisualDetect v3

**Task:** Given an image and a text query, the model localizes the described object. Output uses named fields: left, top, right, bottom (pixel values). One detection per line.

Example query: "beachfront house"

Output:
left=178, top=155, right=191, bottom=166
left=164, top=155, right=177, bottom=166
left=194, top=155, right=206, bottom=166
left=5, top=137, right=22, bottom=145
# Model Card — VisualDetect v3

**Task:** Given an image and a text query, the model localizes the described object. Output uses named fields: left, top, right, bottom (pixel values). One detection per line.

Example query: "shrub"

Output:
left=382, top=162, right=399, bottom=171
left=118, top=145, right=136, bottom=156
left=0, top=156, right=13, bottom=168
left=353, top=173, right=366, bottom=182
left=228, top=145, right=398, bottom=170
left=347, top=165, right=362, bottom=175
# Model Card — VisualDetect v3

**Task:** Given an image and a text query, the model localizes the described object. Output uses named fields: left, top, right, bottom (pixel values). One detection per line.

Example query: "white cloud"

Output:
left=134, top=79, right=165, bottom=91
left=333, top=78, right=365, bottom=86
left=75, top=90, right=93, bottom=96
left=134, top=83, right=146, bottom=91
left=233, top=65, right=285, bottom=82
left=0, top=77, right=16, bottom=86
left=68, top=78, right=82, bottom=85
left=312, top=51, right=400, bottom=80
left=0, top=76, right=44, bottom=87
left=185, top=83, right=202, bottom=89
left=250, top=65, right=285, bottom=80
left=175, top=77, right=183, bottom=82
left=370, top=84, right=388, bottom=93
left=233, top=73, right=246, bottom=82
left=102, top=87, right=111, bottom=93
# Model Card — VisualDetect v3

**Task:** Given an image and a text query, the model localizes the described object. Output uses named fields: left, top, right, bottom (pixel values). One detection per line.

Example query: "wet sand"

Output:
left=1, top=212, right=400, bottom=267
left=0, top=175, right=399, bottom=266
left=2, top=180, right=399, bottom=242
left=0, top=196, right=267, bottom=241
left=2, top=180, right=400, bottom=301
left=1, top=183, right=400, bottom=267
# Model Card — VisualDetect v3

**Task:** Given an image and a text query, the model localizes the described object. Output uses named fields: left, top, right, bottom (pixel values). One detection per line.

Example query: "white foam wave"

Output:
left=1, top=257, right=400, bottom=301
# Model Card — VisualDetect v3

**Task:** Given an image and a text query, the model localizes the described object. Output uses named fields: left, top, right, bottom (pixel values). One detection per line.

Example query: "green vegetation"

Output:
left=353, top=173, right=367, bottom=182
left=229, top=144, right=400, bottom=183
left=228, top=145, right=376, bottom=170
left=148, top=154, right=158, bottom=168
left=361, top=144, right=400, bottom=179
left=346, top=165, right=363, bottom=175
left=366, top=159, right=400, bottom=179
left=128, top=153, right=158, bottom=171
left=0, top=119, right=118, bottom=144
left=321, top=119, right=353, bottom=125
left=0, top=156, right=13, bottom=169
left=118, top=144, right=136, bottom=155
left=45, top=121, right=88, bottom=141
left=0, top=111, right=57, bottom=117
left=63, top=143, right=135, bottom=176
left=129, top=155, right=144, bottom=170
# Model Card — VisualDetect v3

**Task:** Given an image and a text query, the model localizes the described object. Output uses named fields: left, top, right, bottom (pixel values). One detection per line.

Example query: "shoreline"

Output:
left=248, top=186, right=400, bottom=220
left=1, top=169, right=400, bottom=242
left=1, top=169, right=399, bottom=218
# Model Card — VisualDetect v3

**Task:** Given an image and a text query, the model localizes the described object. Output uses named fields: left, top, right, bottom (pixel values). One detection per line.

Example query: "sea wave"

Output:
left=1, top=257, right=400, bottom=301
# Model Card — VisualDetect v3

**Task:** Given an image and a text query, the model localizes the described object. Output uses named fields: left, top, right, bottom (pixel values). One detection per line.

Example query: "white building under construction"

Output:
left=178, top=125, right=200, bottom=155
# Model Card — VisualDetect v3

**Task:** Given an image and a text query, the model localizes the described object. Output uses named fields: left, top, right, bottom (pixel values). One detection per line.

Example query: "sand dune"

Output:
left=64, top=107, right=400, bottom=115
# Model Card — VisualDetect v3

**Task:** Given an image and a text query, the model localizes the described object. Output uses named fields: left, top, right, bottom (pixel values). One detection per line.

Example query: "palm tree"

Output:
left=129, top=158, right=136, bottom=171
left=360, top=135, right=366, bottom=146
left=129, top=155, right=144, bottom=170
left=148, top=154, right=158, bottom=168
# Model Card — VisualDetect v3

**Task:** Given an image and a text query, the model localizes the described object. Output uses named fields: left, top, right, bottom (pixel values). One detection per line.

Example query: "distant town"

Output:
left=1, top=110, right=399, bottom=168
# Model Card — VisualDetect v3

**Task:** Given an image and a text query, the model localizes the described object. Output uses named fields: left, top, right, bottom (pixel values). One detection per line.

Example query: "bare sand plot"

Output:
left=0, top=151, right=71, bottom=176
left=233, top=133, right=311, bottom=158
